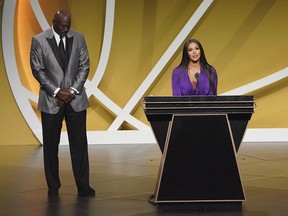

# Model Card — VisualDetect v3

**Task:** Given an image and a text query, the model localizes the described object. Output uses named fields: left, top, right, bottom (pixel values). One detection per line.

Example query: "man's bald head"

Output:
left=52, top=10, right=71, bottom=37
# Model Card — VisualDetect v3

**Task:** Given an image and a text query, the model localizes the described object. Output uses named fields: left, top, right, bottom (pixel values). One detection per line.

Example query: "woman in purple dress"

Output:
left=172, top=39, right=217, bottom=96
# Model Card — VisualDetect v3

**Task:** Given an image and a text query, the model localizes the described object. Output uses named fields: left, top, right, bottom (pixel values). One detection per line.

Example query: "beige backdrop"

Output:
left=1, top=0, right=287, bottom=145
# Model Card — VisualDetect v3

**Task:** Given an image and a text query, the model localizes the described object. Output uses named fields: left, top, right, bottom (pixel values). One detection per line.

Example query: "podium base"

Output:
left=148, top=195, right=242, bottom=212
left=148, top=195, right=156, bottom=204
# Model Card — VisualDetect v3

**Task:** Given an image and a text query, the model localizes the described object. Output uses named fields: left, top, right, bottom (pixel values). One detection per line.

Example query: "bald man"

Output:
left=30, top=10, right=95, bottom=197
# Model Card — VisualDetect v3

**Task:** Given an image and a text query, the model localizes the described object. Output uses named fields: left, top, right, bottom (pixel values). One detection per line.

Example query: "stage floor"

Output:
left=0, top=142, right=288, bottom=216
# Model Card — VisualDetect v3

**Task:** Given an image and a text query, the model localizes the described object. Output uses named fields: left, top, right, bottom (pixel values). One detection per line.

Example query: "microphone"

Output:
left=194, top=72, right=200, bottom=80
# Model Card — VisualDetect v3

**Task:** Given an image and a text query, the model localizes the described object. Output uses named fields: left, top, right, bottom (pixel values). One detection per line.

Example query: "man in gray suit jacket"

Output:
left=30, top=10, right=95, bottom=197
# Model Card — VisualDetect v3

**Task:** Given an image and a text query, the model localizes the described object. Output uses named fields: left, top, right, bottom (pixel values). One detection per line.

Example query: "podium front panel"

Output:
left=155, top=114, right=245, bottom=202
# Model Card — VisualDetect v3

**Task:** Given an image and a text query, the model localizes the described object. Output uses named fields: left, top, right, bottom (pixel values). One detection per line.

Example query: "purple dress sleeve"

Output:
left=172, top=66, right=217, bottom=96
left=172, top=67, right=185, bottom=96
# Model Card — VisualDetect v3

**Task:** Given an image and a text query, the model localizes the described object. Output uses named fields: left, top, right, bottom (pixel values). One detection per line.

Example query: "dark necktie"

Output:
left=59, top=37, right=67, bottom=71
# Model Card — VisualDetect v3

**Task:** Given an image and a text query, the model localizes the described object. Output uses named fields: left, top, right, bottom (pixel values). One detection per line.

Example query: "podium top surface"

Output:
left=143, top=95, right=255, bottom=114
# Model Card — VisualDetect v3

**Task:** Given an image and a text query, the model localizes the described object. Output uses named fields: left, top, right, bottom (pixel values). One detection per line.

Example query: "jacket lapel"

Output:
left=66, top=36, right=73, bottom=63
left=46, top=36, right=63, bottom=70
left=45, top=29, right=74, bottom=73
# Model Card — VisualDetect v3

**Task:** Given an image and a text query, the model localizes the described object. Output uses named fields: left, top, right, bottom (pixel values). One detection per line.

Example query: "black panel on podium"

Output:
left=143, top=96, right=254, bottom=209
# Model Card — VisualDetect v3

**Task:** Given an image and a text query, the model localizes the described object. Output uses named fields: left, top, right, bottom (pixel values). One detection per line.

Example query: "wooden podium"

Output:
left=143, top=96, right=255, bottom=210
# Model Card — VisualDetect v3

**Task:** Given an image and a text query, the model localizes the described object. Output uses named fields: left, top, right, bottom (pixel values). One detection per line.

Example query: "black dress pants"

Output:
left=41, top=104, right=90, bottom=191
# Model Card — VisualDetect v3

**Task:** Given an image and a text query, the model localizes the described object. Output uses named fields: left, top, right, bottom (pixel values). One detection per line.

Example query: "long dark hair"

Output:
left=179, top=39, right=216, bottom=94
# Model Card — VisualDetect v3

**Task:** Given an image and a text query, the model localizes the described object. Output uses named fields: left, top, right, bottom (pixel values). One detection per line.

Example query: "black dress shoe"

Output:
left=78, top=187, right=95, bottom=197
left=48, top=188, right=59, bottom=196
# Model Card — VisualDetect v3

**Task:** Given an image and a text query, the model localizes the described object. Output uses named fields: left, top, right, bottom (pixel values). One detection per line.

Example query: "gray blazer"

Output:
left=30, top=28, right=89, bottom=114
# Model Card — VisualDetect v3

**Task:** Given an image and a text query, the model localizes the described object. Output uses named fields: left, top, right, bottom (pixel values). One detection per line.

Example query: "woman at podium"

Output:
left=172, top=39, right=218, bottom=96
